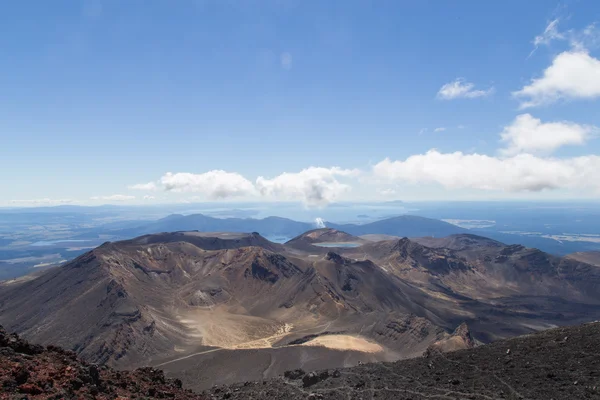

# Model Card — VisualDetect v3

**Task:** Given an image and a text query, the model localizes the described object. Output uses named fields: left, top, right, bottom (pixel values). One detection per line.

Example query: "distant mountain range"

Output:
left=112, top=214, right=313, bottom=239
left=328, top=215, right=468, bottom=238
left=107, top=213, right=595, bottom=255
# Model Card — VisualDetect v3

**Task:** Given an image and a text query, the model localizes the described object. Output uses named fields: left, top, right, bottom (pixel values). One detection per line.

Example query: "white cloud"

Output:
left=90, top=194, right=135, bottom=201
left=9, top=198, right=75, bottom=206
left=373, top=151, right=600, bottom=193
left=514, top=50, right=600, bottom=108
left=143, top=195, right=155, bottom=200
left=418, top=128, right=427, bottom=136
left=281, top=52, right=292, bottom=70
left=160, top=170, right=255, bottom=199
left=374, top=112, right=599, bottom=193
left=434, top=127, right=446, bottom=132
left=256, top=167, right=358, bottom=207
left=457, top=125, right=466, bottom=129
left=437, top=78, right=494, bottom=100
left=500, top=114, right=596, bottom=155
left=129, top=182, right=157, bottom=191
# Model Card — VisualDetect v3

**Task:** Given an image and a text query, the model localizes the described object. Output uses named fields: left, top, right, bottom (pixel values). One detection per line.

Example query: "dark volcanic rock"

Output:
left=0, top=325, right=206, bottom=399
left=205, top=322, right=600, bottom=400
left=302, top=370, right=329, bottom=387
left=283, top=369, right=306, bottom=380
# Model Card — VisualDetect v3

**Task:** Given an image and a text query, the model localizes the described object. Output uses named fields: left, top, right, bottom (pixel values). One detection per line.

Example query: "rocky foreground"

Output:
left=0, top=326, right=205, bottom=399
left=204, top=322, right=600, bottom=400
left=2, top=322, right=600, bottom=399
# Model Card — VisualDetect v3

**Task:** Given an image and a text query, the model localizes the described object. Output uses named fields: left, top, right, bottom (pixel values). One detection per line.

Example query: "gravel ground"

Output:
left=204, top=322, right=600, bottom=400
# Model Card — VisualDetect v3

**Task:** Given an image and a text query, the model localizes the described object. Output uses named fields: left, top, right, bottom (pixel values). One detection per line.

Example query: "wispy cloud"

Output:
left=9, top=198, right=75, bottom=206
left=280, top=52, right=293, bottom=70
left=82, top=0, right=103, bottom=18
left=129, top=182, right=157, bottom=191
left=378, top=188, right=396, bottom=196
left=434, top=127, right=446, bottom=132
left=530, top=19, right=564, bottom=57
left=437, top=78, right=494, bottom=100
left=90, top=194, right=135, bottom=201
left=530, top=18, right=600, bottom=54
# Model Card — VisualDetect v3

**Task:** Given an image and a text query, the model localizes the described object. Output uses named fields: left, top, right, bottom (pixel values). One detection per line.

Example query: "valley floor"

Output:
left=204, top=322, right=600, bottom=400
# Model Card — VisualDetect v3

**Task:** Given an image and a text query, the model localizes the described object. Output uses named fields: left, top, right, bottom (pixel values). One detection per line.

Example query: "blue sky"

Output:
left=2, top=0, right=600, bottom=207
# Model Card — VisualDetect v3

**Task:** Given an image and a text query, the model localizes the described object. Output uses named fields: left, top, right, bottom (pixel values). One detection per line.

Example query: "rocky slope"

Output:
left=0, top=325, right=205, bottom=399
left=3, top=321, right=600, bottom=399
left=0, top=231, right=461, bottom=390
left=205, top=321, right=600, bottom=400
left=567, top=250, right=600, bottom=266
left=343, top=234, right=600, bottom=339
left=2, top=230, right=600, bottom=390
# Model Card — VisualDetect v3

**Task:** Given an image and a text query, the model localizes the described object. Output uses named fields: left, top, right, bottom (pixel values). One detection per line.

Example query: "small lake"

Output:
left=265, top=236, right=292, bottom=244
left=31, top=239, right=90, bottom=247
left=313, top=242, right=362, bottom=248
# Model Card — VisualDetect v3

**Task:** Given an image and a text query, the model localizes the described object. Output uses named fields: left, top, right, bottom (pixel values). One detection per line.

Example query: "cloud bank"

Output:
left=129, top=167, right=358, bottom=207
left=373, top=151, right=600, bottom=193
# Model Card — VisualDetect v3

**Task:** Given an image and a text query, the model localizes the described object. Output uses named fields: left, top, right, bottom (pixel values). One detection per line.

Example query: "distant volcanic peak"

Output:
left=162, top=213, right=185, bottom=220
left=448, top=234, right=504, bottom=248
left=290, top=228, right=359, bottom=245
left=125, top=231, right=279, bottom=253
left=306, top=228, right=337, bottom=239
